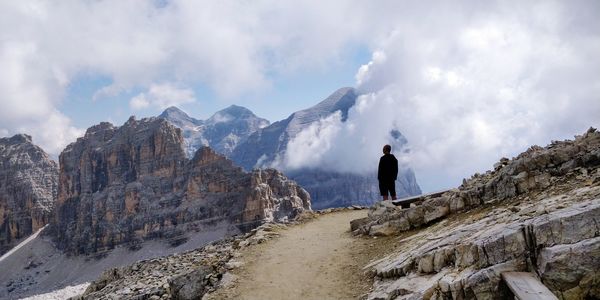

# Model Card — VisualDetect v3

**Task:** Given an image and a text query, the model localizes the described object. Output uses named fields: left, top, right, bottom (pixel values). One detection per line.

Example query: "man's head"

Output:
left=383, top=144, right=391, bottom=154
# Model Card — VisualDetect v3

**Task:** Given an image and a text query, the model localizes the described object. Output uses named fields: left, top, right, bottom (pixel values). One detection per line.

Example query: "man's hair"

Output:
left=383, top=144, right=391, bottom=154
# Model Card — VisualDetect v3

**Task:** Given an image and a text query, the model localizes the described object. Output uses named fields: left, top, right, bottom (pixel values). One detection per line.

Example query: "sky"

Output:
left=1, top=0, right=599, bottom=192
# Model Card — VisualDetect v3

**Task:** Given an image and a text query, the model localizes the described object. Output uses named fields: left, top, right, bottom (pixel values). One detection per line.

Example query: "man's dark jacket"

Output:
left=378, top=153, right=398, bottom=181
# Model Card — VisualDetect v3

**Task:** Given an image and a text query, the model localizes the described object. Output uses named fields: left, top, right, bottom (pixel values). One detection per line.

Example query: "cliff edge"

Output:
left=52, top=116, right=310, bottom=255
left=353, top=127, right=600, bottom=299
left=0, top=134, right=58, bottom=255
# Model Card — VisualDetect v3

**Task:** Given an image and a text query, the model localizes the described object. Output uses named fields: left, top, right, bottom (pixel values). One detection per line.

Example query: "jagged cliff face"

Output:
left=244, top=168, right=311, bottom=226
left=353, top=128, right=600, bottom=299
left=0, top=134, right=58, bottom=255
left=53, top=117, right=310, bottom=255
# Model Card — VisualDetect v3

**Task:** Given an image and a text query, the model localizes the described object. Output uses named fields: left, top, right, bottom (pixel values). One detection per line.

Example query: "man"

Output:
left=378, top=144, right=398, bottom=200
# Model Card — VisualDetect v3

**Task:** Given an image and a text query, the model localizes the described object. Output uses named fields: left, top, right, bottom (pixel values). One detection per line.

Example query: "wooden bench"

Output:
left=391, top=190, right=450, bottom=208
left=501, top=272, right=558, bottom=300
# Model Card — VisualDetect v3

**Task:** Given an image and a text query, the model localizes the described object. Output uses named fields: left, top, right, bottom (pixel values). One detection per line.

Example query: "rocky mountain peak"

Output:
left=0, top=134, right=55, bottom=168
left=5, top=134, right=32, bottom=144
left=207, top=105, right=266, bottom=124
left=160, top=106, right=187, bottom=118
left=83, top=122, right=115, bottom=139
left=191, top=146, right=233, bottom=167
left=0, top=134, right=58, bottom=255
left=52, top=117, right=309, bottom=255
left=159, top=106, right=202, bottom=128
left=160, top=105, right=270, bottom=158
left=303, top=87, right=357, bottom=121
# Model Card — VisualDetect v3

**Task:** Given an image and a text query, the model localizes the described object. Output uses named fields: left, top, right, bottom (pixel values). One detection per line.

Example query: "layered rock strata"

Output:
left=0, top=134, right=58, bottom=255
left=52, top=117, right=310, bottom=255
left=354, top=128, right=600, bottom=299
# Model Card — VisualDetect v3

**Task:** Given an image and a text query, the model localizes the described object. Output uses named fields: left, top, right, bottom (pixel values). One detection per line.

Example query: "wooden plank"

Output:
left=391, top=189, right=449, bottom=208
left=502, top=272, right=558, bottom=300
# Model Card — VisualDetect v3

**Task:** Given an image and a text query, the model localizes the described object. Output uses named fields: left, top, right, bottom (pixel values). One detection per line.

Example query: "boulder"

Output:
left=169, top=266, right=212, bottom=300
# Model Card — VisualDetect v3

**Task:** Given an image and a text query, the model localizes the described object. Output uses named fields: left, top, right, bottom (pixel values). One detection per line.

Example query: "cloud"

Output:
left=0, top=1, right=368, bottom=101
left=16, top=110, right=85, bottom=157
left=278, top=0, right=600, bottom=191
left=276, top=95, right=412, bottom=175
left=0, top=0, right=369, bottom=154
left=1, top=0, right=599, bottom=186
left=130, top=83, right=196, bottom=110
left=209, top=113, right=233, bottom=124
left=0, top=35, right=82, bottom=156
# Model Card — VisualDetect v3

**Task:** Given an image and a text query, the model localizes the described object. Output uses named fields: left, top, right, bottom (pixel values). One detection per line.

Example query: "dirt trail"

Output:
left=209, top=209, right=386, bottom=300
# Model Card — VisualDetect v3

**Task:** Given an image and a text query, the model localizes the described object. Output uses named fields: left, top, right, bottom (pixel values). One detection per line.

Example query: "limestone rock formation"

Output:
left=79, top=222, right=287, bottom=299
left=244, top=168, right=311, bottom=227
left=354, top=127, right=600, bottom=299
left=0, top=134, right=58, bottom=255
left=52, top=117, right=310, bottom=255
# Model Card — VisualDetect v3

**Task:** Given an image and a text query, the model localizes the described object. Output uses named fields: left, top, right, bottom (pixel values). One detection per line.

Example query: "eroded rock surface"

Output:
left=0, top=134, right=58, bottom=255
left=52, top=117, right=310, bottom=255
left=78, top=222, right=288, bottom=300
left=354, top=128, right=600, bottom=299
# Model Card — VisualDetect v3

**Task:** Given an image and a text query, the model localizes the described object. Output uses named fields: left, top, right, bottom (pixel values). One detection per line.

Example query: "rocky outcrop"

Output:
left=0, top=134, right=58, bottom=255
left=243, top=168, right=311, bottom=227
left=52, top=117, right=309, bottom=255
left=79, top=222, right=288, bottom=300
left=354, top=128, right=600, bottom=299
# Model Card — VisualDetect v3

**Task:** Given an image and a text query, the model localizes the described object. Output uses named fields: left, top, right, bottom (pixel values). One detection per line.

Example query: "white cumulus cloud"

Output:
left=1, top=0, right=599, bottom=187
left=130, top=83, right=196, bottom=111
left=0, top=0, right=370, bottom=154
left=279, top=0, right=600, bottom=191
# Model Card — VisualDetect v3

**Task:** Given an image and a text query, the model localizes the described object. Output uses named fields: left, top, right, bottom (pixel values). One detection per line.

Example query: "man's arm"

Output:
left=378, top=157, right=383, bottom=180
left=393, top=156, right=398, bottom=180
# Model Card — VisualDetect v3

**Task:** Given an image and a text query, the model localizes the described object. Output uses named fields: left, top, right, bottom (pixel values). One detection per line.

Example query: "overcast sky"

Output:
left=1, top=0, right=599, bottom=192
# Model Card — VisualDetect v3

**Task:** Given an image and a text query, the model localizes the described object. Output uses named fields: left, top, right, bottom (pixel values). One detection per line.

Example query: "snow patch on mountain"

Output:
left=159, top=105, right=269, bottom=157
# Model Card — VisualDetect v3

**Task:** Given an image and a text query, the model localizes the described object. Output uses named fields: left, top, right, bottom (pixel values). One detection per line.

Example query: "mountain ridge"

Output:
left=159, top=105, right=270, bottom=157
left=52, top=116, right=309, bottom=255
left=228, top=87, right=421, bottom=208
left=0, top=134, right=58, bottom=256
left=157, top=87, right=421, bottom=209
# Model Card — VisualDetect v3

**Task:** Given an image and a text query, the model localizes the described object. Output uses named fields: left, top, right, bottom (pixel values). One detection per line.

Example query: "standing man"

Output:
left=378, top=144, right=398, bottom=200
